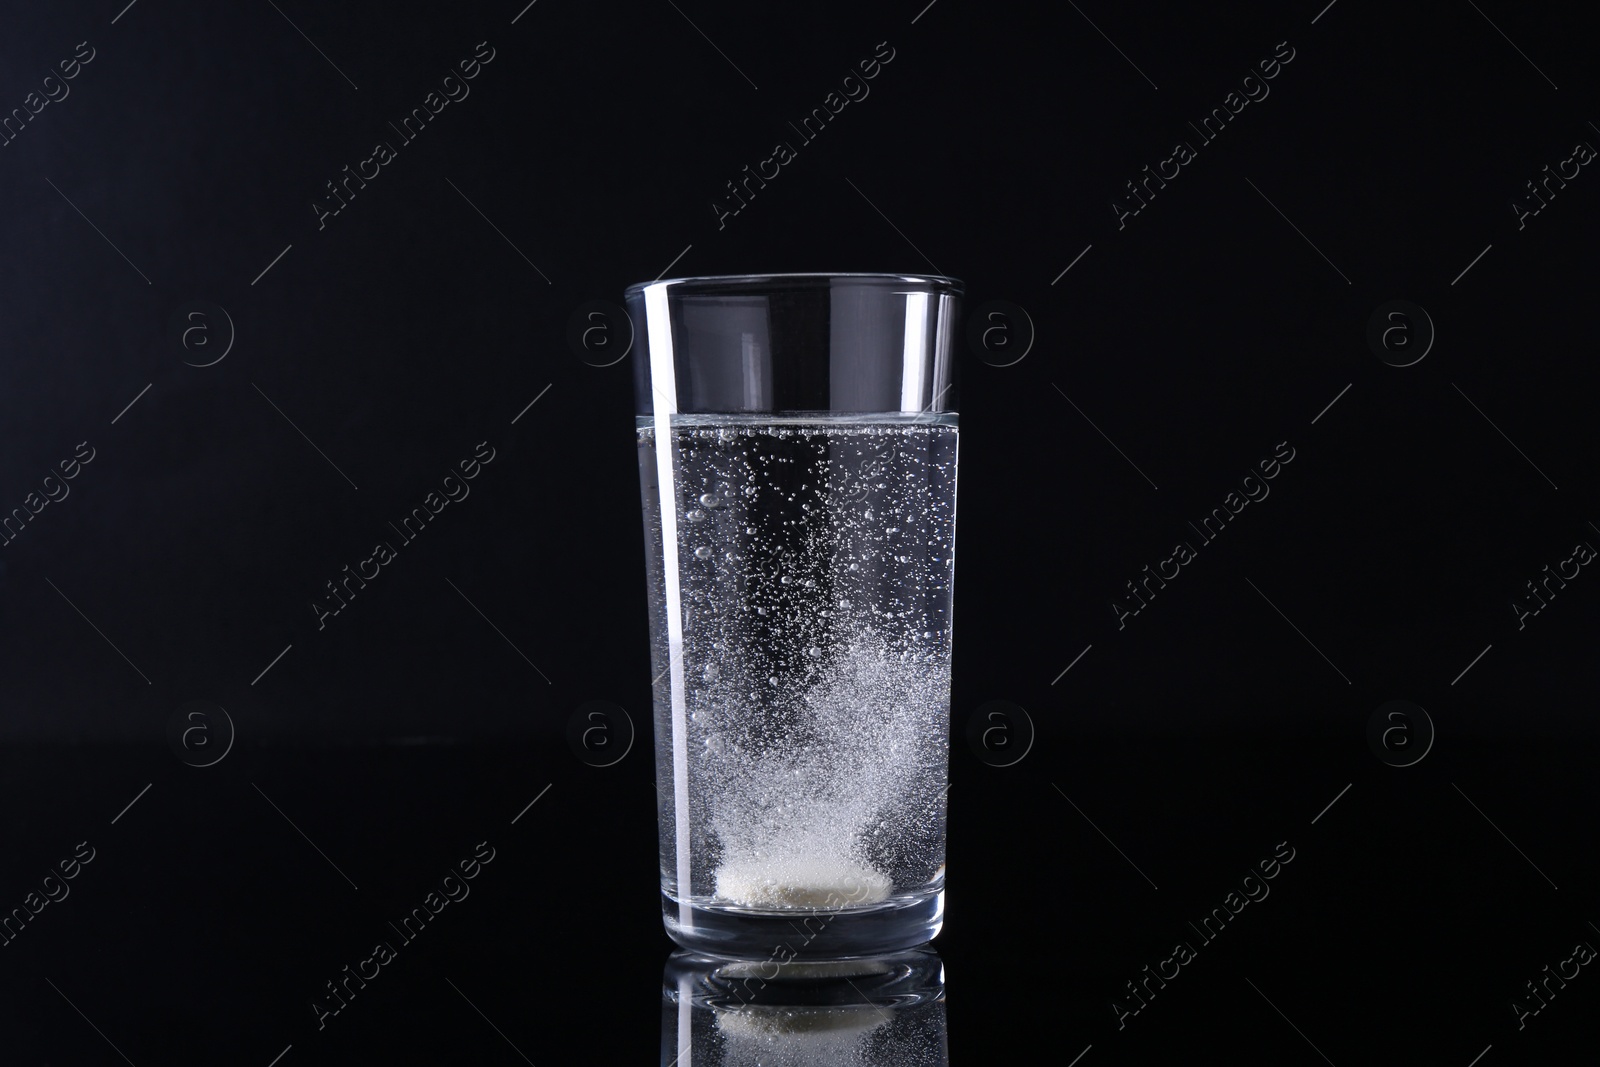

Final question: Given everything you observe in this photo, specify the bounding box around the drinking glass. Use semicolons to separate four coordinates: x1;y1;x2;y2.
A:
628;273;962;958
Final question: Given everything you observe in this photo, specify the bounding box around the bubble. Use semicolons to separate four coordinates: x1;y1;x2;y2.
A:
780;576;791;584
756;607;768;615
804;579;817;588
808;647;822;658
725;551;738;562
705;733;726;754
694;546;713;559
768;676;779;686
699;493;721;508
686;509;706;523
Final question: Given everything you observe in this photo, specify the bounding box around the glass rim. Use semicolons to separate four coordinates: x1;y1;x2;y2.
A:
624;272;964;297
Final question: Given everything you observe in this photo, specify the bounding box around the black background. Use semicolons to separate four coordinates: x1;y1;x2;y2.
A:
2;0;1597;1062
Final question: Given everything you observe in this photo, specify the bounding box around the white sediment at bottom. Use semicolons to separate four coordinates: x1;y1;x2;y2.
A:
713;854;892;908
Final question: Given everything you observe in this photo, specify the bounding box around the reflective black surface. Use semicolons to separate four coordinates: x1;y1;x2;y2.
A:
2;738;1597;1062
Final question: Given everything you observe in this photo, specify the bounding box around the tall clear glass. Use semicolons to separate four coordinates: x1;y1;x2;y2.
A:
627;273;962;959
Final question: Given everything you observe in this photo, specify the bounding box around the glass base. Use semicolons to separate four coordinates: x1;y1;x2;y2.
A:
662;889;943;960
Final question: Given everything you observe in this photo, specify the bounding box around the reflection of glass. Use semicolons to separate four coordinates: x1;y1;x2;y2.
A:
662;948;948;1067
627;274;963;959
